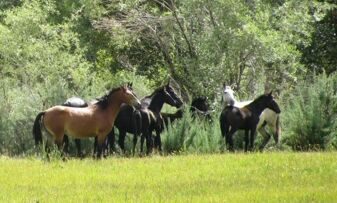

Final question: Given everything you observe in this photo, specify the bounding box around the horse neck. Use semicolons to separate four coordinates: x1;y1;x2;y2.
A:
224;94;238;105
148;93;164;113
246;100;267;116
105;95;124;123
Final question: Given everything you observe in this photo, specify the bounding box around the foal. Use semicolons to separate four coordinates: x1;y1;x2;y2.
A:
32;84;141;158
220;92;281;152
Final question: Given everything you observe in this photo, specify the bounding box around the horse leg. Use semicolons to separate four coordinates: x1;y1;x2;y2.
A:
144;130;153;155
93;136;98;156
244;130;249;152
154;129;162;152
75;139;83;158
107;128;115;155
227;128;236;152
272;116;281;145
63;135;70;155
249;127;257;151
258;125;271;151
118;130;126;153
140;133;145;154
95;135;106;159
132;134;137;156
54;135;65;159
146;133;153;155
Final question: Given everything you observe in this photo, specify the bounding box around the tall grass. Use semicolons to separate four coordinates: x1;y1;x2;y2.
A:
161;107;223;154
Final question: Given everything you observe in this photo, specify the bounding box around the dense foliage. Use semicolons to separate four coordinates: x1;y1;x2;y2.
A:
0;0;336;155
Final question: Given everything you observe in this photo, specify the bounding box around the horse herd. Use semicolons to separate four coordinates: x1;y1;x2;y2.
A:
32;82;281;158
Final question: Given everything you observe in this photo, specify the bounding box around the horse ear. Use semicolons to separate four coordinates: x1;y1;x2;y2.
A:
122;84;127;92
266;90;273;96
166;80;171;87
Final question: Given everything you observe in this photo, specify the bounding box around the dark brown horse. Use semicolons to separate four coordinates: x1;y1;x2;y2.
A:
219;92;281;152
32;84;141;158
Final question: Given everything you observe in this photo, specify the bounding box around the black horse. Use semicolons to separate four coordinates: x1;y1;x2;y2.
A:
219;92;281;152
110;83;183;155
161;97;211;128
190;96;212;121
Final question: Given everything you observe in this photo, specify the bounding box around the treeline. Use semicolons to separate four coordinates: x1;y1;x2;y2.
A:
0;0;336;155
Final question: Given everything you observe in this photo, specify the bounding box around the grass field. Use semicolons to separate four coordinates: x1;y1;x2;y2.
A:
0;152;336;202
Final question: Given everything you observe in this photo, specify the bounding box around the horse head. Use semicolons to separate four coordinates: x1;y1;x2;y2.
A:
223;86;236;106
119;84;141;109
265;91;281;114
191;97;209;113
163;82;183;108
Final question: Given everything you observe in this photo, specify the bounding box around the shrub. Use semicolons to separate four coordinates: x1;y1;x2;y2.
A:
282;73;337;150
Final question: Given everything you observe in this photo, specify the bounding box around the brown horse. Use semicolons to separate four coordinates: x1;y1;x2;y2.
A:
32;84;141;158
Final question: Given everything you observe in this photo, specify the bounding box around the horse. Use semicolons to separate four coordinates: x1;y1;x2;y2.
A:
62;97;88;157
111;83;183;155
219;92;281;152
223;86;281;150
190;96;212;121
32;84;141;158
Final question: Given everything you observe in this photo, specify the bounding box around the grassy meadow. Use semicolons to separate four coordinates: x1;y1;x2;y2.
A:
0;152;336;202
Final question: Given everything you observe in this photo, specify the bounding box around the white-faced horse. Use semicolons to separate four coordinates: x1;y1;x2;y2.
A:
222;86;281;150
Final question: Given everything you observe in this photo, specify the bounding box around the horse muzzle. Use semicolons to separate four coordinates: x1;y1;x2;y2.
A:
175;100;183;108
133;99;141;109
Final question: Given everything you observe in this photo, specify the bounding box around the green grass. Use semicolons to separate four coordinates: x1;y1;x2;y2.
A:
0;152;336;202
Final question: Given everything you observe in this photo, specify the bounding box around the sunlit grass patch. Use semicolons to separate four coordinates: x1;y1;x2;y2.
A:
0;152;336;202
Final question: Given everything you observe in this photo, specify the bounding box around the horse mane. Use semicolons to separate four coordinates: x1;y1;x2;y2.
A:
148;85;166;98
245;94;269;112
95;86;122;109
140;86;167;108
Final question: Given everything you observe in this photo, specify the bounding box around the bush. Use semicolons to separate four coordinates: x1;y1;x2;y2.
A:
282;73;337;150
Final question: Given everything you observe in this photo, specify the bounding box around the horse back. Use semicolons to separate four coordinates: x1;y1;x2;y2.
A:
221;106;258;129
43;105;107;138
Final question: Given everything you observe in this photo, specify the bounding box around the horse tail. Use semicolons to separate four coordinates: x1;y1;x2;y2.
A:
32;112;45;146
219;111;227;138
275;115;281;144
